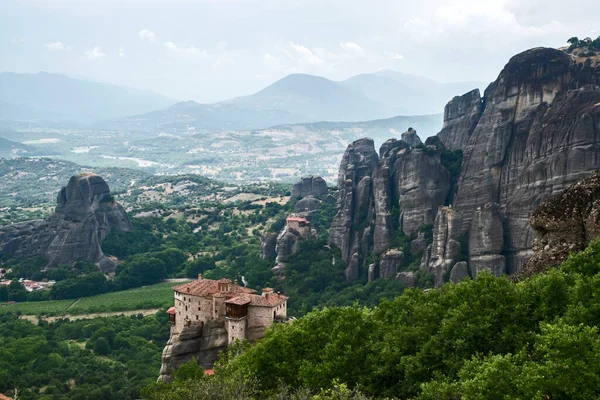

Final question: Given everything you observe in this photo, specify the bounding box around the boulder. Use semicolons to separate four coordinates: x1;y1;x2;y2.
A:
450;261;469;283
294;196;321;213
379;249;403;279
396;271;416;287
401;128;422;148
291;176;328;200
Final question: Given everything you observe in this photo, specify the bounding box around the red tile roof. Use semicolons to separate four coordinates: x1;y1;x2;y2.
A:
287;217;309;223
0;394;13;400
174;279;256;297
229;293;288;307
204;369;214;376
166;306;176;315
225;296;251;305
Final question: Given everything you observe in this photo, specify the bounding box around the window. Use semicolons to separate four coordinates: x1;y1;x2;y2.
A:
185;306;188;311
196;315;198;320
198;307;201;311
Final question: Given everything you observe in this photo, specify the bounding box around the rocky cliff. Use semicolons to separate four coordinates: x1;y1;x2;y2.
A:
327;47;600;285
517;171;600;279
0;173;131;272
158;320;227;382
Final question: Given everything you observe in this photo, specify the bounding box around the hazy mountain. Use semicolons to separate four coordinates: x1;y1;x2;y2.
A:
0;101;65;121
340;70;485;115
104;100;307;133
0;72;175;122
0;136;36;158
226;73;387;121
107;70;477;133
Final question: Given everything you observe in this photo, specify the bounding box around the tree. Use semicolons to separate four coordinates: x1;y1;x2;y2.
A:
94;337;111;355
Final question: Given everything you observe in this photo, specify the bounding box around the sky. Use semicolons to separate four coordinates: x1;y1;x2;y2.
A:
1;0;599;103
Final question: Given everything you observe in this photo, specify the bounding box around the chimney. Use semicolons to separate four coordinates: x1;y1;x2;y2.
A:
262;287;273;298
198;273;203;281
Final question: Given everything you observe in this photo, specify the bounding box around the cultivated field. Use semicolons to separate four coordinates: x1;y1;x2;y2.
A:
0;280;188;317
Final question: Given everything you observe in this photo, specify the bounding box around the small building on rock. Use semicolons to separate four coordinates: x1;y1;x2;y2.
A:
170;275;288;343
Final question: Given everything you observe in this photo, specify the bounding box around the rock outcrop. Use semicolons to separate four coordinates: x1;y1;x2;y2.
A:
325;46;600;285
468;202;505;278
423;207;464;286
260;232;277;260
518;171;600;279
158;320;228;382
379;249;404;279
0;173;131;272
294;196;322;213
450;48;600;273
330;133;454;282
437;89;483;151
274;215;313;271
291;176;328;200
450;261;469;283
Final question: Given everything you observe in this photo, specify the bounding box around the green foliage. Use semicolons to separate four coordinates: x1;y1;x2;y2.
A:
183;238;600;399
0;311;169;399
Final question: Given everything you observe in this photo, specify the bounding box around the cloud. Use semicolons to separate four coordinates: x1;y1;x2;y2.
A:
119;47;126;58
402;0;567;47
10;37;27;44
85;46;106;60
384;51;404;60
139;29;233;68
139;29;158;43
44;41;72;52
340;41;366;57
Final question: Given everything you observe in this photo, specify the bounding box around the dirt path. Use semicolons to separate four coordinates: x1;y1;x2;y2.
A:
21;308;160;324
65;298;82;311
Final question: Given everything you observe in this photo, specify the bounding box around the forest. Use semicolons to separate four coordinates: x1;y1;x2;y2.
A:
146;238;600;399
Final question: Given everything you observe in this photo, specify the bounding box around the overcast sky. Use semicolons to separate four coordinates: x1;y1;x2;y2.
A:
1;0;599;103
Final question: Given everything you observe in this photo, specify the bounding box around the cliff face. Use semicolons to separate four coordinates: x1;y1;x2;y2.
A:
158;320;227;382
0;173;131;272
517;171;600;279
329;133;453;281
327;47;600;285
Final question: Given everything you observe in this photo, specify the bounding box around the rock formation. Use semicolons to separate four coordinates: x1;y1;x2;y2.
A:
291;176;328;200
260;232;277;260
468;202;505;278
422;207;464;286
325;46;600;285
294;196;322;213
274;215;313;271
0;173;131;272
379;249;403;279
450;262;469;283
158;320;228;382
518;171;600;279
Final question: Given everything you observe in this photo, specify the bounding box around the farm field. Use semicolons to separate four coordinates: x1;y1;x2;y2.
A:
0;280;189;316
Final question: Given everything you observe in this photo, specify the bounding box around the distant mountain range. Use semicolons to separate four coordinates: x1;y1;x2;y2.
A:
0;70;484;131
0;72;175;122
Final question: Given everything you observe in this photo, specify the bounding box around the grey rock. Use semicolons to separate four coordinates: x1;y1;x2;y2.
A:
518;171;600;278
452;48;600;273
410;232;428;256
368;263;376;282
0;172;131;272
329;138;378;279
426;207;464;287
470;255;506;279
396;271;416;287
291;176;328;200
393;148;451;235
437;89;483;151
468;202;504;256
379;138;409;159
260;232;277;260
401;127;422;148
294;196;321;213
379;249;403;279
450;261;469;283
158;319;227;382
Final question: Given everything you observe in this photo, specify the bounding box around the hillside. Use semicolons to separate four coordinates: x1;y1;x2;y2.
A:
0;72;175;122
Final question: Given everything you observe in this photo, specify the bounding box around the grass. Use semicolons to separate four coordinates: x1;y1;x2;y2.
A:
0;280;189;317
